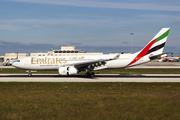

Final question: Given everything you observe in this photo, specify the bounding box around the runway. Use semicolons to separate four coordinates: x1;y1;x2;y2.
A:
0;74;180;82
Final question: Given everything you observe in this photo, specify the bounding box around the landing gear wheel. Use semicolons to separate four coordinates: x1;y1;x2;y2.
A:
90;74;94;78
85;72;95;78
85;72;90;77
28;73;32;77
91;72;95;78
28;70;32;77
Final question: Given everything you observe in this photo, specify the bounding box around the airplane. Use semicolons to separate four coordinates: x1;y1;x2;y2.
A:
12;28;170;77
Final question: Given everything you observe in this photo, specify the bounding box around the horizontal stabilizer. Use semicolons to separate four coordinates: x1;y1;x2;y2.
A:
149;52;172;60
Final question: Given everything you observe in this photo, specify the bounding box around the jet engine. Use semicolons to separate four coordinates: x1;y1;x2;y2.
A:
58;66;78;75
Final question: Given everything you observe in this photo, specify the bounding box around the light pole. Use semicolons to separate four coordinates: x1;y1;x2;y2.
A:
130;33;133;54
16;52;18;59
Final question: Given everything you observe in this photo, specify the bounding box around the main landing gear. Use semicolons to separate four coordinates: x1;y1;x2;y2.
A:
85;72;95;78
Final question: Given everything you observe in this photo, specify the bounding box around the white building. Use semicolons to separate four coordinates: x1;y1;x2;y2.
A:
30;46;103;56
4;53;28;60
2;46;103;61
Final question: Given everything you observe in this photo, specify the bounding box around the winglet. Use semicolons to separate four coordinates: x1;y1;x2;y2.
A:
111;54;120;60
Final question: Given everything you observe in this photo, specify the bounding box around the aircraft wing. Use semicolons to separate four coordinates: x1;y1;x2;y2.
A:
59;54;120;68
74;54;120;68
149;52;171;60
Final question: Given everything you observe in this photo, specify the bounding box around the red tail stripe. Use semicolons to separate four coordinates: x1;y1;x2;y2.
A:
127;38;157;66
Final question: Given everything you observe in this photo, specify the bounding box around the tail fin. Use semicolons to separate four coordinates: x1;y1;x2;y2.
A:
135;28;170;56
127;28;170;66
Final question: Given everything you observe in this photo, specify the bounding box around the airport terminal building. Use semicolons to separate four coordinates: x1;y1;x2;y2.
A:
4;53;28;61
30;46;103;56
3;46;103;60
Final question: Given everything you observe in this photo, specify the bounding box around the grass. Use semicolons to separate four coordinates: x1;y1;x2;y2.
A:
0;82;180;119
0;68;180;74
0;68;179;119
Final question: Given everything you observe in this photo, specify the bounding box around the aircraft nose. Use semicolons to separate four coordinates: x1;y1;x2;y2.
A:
12;59;21;68
12;62;20;67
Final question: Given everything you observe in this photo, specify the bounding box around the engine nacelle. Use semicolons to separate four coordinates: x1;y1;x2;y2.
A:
68;67;79;75
58;66;78;75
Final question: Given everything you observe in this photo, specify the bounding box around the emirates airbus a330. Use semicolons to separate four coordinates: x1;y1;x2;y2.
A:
13;28;170;77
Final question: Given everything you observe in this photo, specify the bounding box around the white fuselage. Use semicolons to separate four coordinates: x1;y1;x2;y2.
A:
12;54;150;71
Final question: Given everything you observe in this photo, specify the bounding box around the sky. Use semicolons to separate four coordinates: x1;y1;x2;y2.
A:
0;0;180;56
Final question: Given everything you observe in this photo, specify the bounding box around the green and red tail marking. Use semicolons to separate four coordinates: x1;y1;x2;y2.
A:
127;28;170;66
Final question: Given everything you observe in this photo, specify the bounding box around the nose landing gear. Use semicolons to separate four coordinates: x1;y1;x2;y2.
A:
28;70;32;77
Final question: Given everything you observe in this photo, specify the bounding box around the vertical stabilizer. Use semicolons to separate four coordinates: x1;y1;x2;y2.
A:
136;28;170;56
127;28;170;66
